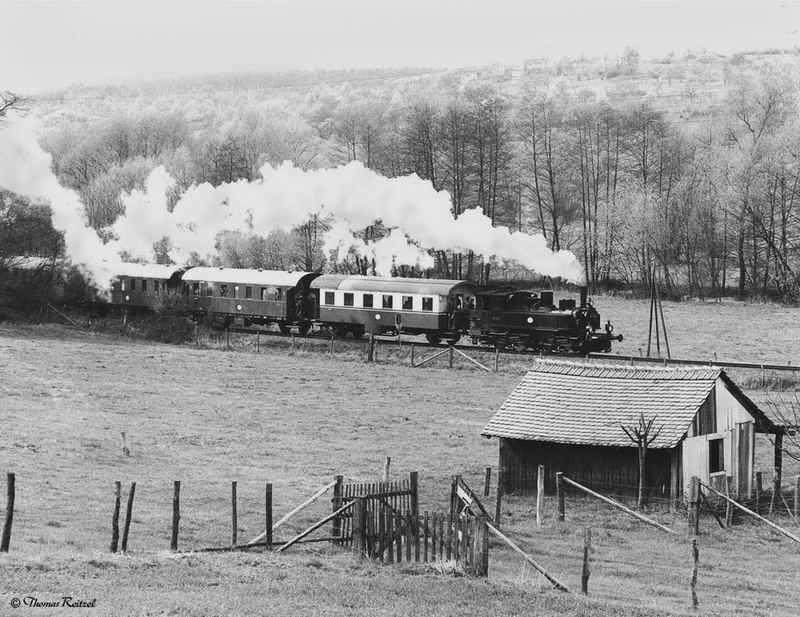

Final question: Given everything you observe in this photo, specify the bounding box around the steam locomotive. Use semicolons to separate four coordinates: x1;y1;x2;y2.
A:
109;264;622;353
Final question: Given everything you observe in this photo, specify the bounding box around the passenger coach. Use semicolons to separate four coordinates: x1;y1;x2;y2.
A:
311;275;477;343
182;267;318;332
110;263;186;310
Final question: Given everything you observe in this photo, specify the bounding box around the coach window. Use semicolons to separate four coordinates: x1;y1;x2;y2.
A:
206;283;213;296
402;295;413;310
382;295;393;309
233;285;239;299
422;297;433;311
363;294;373;308
154;280;160;293
129;278;136;292
120;280;125;291
275;288;283;300
220;284;228;297
324;291;335;305
343;292;354;306
245;286;252;299
141;279;147;292
260;287;268;301
192;282;200;294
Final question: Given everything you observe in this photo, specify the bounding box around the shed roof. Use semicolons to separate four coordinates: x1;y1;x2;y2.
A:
311;274;476;295
482;360;776;449
182;268;314;287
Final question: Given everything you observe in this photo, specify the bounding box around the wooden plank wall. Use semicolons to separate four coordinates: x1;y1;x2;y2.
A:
500;438;673;503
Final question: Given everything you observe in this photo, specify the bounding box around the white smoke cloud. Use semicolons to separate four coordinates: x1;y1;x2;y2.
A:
0;115;121;286
114;160;584;283
0;114;584;287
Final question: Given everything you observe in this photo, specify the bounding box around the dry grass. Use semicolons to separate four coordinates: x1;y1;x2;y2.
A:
1;313;799;616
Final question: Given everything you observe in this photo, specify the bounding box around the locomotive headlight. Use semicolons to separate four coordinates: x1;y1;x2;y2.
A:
526;317;533;324
125;295;130;301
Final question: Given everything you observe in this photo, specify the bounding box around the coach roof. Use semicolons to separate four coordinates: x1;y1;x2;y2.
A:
113;263;185;279
182;268;316;287
311;274;476;295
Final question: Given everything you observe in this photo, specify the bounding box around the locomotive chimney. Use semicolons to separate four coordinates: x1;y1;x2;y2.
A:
580;286;588;307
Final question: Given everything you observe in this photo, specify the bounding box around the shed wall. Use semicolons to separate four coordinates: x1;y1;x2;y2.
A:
499;439;673;502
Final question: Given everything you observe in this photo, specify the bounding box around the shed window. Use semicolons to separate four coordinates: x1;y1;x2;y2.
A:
382;295;393;309
422;297;433;311
129;278;136;292
325;291;335;305
402;296;413;310
343;293;354;306
245;286;252;299
363;294;373;308
709;438;724;473
220;285;228;297
141;279;147;292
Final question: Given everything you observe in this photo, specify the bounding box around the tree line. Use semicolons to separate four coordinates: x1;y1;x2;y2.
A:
4;56;800;301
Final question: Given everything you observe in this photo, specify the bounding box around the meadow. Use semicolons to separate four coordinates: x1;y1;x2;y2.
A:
1;296;799;616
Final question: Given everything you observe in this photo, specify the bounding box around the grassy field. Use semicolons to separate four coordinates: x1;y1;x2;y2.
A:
1;296;799;616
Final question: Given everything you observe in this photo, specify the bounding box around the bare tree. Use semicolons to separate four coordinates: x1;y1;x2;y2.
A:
621;413;663;510
0;91;26;121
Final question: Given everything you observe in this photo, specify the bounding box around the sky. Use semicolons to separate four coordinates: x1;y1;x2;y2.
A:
1;0;800;93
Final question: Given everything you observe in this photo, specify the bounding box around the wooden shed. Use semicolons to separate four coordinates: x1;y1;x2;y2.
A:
482;361;782;506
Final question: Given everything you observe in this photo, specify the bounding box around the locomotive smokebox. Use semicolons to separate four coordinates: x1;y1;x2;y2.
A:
580;286;588;308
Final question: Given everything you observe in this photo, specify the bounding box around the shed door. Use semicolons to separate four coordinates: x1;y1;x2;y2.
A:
681;435;708;498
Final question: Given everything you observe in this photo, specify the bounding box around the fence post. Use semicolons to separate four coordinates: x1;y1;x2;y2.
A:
581;526;592;594
265;483;273;551
1;472;15;552
353;497;366;559
724;476;734;527
690;538;699;609
231;481;238;546
794;475;800;519
755;471;763;514
332;475;343;539
494;348;499;372
448;345;454;369
484;467;492;498
410;471;419;526
770;465;781;515
171;481;180;552
383;457;391;483
537;465;545;527
688;476;700;536
110;481;121;553
121;482;136;553
556;472;565;522
256;330;260;353
495;470;504;525
476;516;489;576
368;334;375;362
410;343;415;366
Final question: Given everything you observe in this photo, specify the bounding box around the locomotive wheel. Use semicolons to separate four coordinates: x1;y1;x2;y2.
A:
334;325;349;338
445;334;461;346
425;333;441;345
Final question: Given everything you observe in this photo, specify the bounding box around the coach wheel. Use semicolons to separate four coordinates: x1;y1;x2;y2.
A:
425;333;441;346
445;334;461;346
298;322;311;335
334;325;349;338
350;325;365;339
278;323;291;334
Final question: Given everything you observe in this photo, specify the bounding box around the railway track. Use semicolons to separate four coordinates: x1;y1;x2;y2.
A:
221;325;800;373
